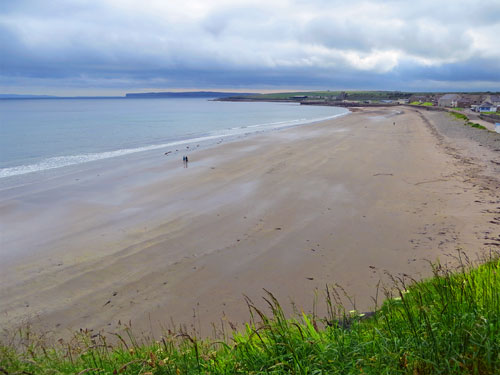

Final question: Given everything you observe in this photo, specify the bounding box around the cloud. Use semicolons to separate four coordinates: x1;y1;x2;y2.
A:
0;0;499;94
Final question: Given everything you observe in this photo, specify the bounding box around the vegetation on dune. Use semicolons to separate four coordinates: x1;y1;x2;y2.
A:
449;112;489;130
2;252;500;374
468;123;487;130
450;111;469;121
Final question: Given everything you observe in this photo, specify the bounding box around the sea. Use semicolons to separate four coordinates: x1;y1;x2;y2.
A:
0;98;348;179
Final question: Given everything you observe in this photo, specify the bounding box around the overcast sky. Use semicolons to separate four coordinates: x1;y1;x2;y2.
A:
1;0;499;95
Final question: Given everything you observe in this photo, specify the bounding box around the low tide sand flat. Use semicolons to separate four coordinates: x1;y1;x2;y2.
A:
0;107;498;338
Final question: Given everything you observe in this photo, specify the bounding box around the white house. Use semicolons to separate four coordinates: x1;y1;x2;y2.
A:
476;101;497;113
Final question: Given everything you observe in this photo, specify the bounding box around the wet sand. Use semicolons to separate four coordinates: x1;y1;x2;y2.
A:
1;107;498;338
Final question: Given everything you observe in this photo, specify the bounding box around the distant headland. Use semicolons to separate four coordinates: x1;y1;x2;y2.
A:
125;91;254;98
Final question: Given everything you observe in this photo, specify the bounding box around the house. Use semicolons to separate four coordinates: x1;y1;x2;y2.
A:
476;101;497;113
438;93;461;107
409;95;427;103
485;95;500;107
409;94;438;105
469;95;483;105
336;91;347;100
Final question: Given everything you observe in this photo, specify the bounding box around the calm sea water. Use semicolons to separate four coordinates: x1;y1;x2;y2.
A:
0;98;347;178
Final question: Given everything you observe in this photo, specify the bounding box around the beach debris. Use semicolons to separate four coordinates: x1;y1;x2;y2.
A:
373;173;393;176
275;227;282;230
112;291;117;296
164;151;171;155
103;300;111;306
306;277;314;280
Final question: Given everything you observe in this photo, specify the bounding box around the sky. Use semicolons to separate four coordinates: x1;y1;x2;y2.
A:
1;0;499;96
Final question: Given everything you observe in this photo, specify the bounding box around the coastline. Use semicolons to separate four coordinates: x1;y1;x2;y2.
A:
0;99;348;180
1;107;498;338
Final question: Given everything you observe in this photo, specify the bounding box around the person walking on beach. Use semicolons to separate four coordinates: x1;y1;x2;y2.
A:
185;155;189;168
182;155;189;168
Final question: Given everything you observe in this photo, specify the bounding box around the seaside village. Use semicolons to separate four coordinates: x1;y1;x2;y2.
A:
336;92;498;112
408;93;500;112
296;91;500;131
299;91;499;112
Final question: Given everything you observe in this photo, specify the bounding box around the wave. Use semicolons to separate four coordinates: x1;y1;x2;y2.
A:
0;111;348;178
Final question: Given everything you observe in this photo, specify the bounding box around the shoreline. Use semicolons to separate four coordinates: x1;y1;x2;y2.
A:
1;107;498;339
0;100;348;180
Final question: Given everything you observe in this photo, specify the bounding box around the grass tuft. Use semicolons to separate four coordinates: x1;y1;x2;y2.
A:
2;252;500;374
449;111;469;121
468;122;487;130
449;112;489;130
410;102;434;106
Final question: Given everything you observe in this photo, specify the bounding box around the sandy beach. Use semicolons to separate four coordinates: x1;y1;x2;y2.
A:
1;107;499;339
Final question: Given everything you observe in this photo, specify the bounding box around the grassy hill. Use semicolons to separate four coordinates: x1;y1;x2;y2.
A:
223;90;500;103
233;90;414;101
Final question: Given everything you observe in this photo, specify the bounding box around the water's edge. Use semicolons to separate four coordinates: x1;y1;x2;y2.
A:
0;111;348;179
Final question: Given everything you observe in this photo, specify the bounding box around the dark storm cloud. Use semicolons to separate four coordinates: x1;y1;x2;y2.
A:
1;0;499;94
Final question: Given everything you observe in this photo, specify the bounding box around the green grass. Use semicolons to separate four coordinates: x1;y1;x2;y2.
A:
450;111;469;121
241;91;414;101
449;112;488;130
468;122;487;130
410;102;434;106
2;253;500;374
245;91;342;100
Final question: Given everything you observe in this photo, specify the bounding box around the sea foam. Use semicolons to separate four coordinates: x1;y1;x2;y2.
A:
0;106;347;179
